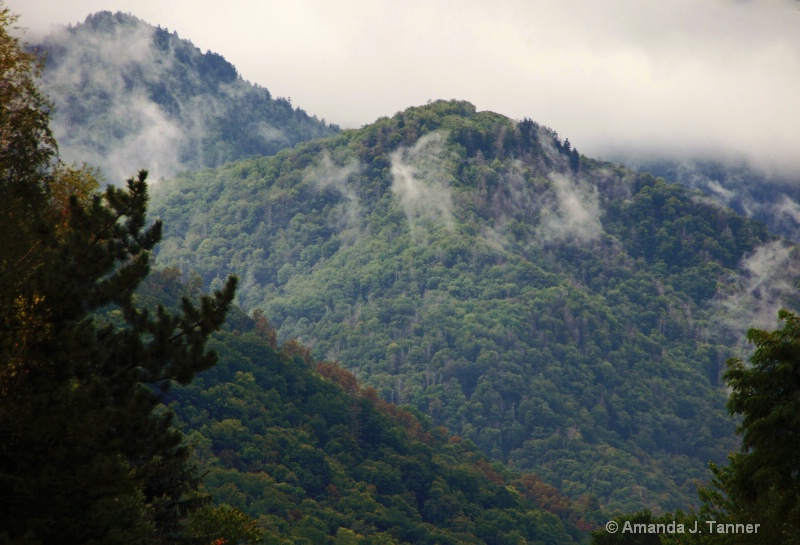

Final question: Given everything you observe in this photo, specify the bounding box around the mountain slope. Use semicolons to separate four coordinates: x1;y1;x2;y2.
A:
35;11;337;182
149;100;800;514
623;157;800;244
134;270;592;544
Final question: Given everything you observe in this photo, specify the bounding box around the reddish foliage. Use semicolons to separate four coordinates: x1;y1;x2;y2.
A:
519;473;570;516
362;386;379;403
475;459;505;485
575;519;598;532
326;483;341;498
252;309;277;348
315;361;360;396
282;338;314;364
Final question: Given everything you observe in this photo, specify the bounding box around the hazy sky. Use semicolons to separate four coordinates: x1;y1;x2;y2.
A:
6;0;800;172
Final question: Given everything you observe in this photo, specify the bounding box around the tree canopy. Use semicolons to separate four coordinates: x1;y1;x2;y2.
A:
591;308;800;545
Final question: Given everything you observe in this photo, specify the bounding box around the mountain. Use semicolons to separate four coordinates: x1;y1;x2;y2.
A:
34;11;338;182
134;270;593;544
621;157;800;244
148;99;800;514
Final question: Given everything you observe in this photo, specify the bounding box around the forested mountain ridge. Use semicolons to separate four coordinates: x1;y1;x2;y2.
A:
2;11;593;539
149;99;800;514
623;157;800;244
34;11;338;182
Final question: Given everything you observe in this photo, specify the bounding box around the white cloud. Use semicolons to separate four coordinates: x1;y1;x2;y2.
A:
538;172;602;243
389;132;455;234
7;0;800;175
37;18;187;182
715;241;800;339
306;150;361;234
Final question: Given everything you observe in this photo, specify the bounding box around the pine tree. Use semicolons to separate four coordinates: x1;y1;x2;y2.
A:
0;8;238;543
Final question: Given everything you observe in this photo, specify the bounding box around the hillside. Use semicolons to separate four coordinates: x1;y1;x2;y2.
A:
34;11;338;182
148;99;800;513
623;157;800;244
135;270;592;544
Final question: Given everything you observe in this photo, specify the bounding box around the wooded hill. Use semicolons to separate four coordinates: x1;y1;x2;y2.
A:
136;270;594;544
148;99;800;514
35;11;337;182
9;8;800;542
626;157;800;244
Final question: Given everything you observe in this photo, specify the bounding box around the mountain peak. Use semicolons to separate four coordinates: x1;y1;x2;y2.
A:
37;12;337;182
82;10;144;29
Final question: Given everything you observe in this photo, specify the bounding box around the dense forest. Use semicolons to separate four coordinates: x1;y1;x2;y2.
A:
34;11;338;182
623;157;800;244
0;9;591;543
149;99;800;514
139;269;595;544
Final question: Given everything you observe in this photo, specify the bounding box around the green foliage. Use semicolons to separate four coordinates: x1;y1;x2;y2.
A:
725;310;800;500
631;158;800;244
0;12;243;540
703;309;800;543
0;170;239;544
144;277;590;543
148;100;788;514
601;309;800;545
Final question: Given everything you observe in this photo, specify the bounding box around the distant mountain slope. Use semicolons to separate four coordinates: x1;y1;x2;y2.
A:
134;270;593;544
35;11;338;182
149;100;800;514
621;157;800;244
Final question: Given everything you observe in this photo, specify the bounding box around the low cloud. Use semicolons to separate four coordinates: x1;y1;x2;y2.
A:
715;241;800;341
538;172;602;243
38;17;188;182
34;13;310;183
390;132;455;234
627;159;800;243
10;1;800;179
306;150;361;234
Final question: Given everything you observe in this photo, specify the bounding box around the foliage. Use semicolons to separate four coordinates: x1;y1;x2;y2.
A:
144;270;592;543
629;158;800;244
0;11;242;542
0;170;239;544
594;309;800;545
0;4;58;304
702;309;800;543
149;100;788;513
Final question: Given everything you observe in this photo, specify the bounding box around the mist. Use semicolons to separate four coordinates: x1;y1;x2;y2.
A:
715;241;800;343
306;150;362;236
622;157;800;243
9;0;800;180
539;172;602;243
390;132;456;235
32;12;332;183
39;20;187;182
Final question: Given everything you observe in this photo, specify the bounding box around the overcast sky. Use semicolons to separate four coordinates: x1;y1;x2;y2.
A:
6;0;800;172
